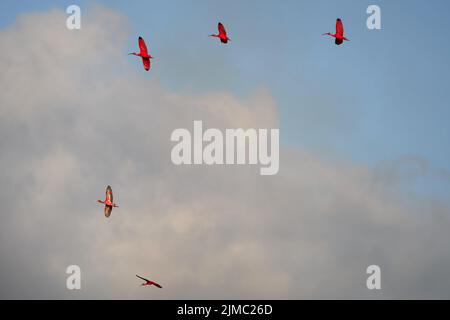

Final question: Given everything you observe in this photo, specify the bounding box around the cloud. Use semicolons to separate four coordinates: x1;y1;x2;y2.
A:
0;6;450;299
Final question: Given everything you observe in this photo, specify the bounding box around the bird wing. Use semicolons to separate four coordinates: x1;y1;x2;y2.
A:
136;275;149;282
150;281;162;288
106;185;113;203
142;57;150;71
218;22;227;36
138;37;149;56
336;19;344;37
104;205;112;218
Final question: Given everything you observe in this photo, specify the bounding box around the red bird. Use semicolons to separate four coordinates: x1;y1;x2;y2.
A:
97;185;118;218
210;22;230;44
136;275;162;288
129;37;154;71
323;18;350;45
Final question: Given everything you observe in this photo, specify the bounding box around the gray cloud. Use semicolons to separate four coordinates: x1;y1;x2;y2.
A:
0;6;450;299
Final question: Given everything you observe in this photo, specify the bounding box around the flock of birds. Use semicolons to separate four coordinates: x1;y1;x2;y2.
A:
128;19;349;71
97;185;162;289
98;18;349;290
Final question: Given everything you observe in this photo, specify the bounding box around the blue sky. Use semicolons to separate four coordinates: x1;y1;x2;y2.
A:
1;0;450;198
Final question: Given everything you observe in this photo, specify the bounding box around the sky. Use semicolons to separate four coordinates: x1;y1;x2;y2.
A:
3;0;449;199
0;1;450;299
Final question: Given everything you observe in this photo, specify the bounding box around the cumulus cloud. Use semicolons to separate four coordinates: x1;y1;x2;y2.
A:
0;6;450;299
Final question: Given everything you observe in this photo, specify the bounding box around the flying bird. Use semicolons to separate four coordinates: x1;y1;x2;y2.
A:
323;18;350;45
129;36;154;71
136;275;162;288
210;22;230;44
97;185;118;218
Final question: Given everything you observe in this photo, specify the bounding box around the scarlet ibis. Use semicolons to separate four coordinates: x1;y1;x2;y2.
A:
210;22;230;44
97;185;118;218
129;37;153;71
323;18;350;45
136;275;162;288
